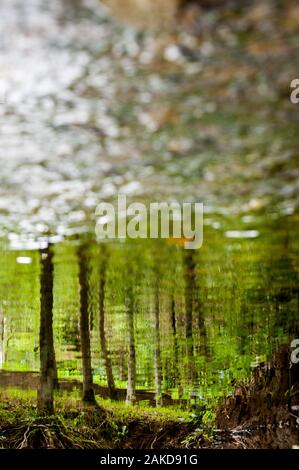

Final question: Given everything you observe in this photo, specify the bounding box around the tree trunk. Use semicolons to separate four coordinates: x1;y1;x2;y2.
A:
78;245;97;405
192;267;208;357
184;250;195;386
126;286;136;405
170;297;179;388
0;310;6;368
99;248;117;400
154;292;163;406
38;246;57;414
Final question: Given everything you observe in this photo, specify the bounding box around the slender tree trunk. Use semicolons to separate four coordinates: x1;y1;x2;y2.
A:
193;276;208;357
154;291;163;406
78;245;97;405
184;250;195;386
38;246;57;414
126;286;136;405
0;310;6;368
170;297;179;388
99;248;117;400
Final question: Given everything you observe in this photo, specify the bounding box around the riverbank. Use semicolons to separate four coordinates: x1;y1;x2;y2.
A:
1;346;298;449
0;393;296;449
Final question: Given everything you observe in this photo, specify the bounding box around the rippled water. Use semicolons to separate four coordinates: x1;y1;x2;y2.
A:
1;0;298;243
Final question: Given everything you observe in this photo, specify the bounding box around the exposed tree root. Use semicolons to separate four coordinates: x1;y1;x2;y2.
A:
213;345;299;448
0;417;107;449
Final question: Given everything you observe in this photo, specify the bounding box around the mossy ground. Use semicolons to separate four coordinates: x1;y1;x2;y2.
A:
0;391;197;449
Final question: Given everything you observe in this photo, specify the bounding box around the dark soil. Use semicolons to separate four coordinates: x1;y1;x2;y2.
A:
212;345;299;448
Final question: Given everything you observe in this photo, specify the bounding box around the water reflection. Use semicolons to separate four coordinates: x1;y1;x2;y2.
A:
38;246;57;413
78;244;97;405
0;215;298;407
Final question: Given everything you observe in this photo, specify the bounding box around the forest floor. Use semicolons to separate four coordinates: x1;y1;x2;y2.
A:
0;347;298;449
0;394;297;449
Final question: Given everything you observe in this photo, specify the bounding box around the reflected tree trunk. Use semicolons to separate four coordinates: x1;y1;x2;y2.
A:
99;247;117;400
170;296;179;388
184;250;195;386
0;309;5;367
126;285;136;405
38;246;57;414
78;245;97;406
154;290;163;406
193;276;208;357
